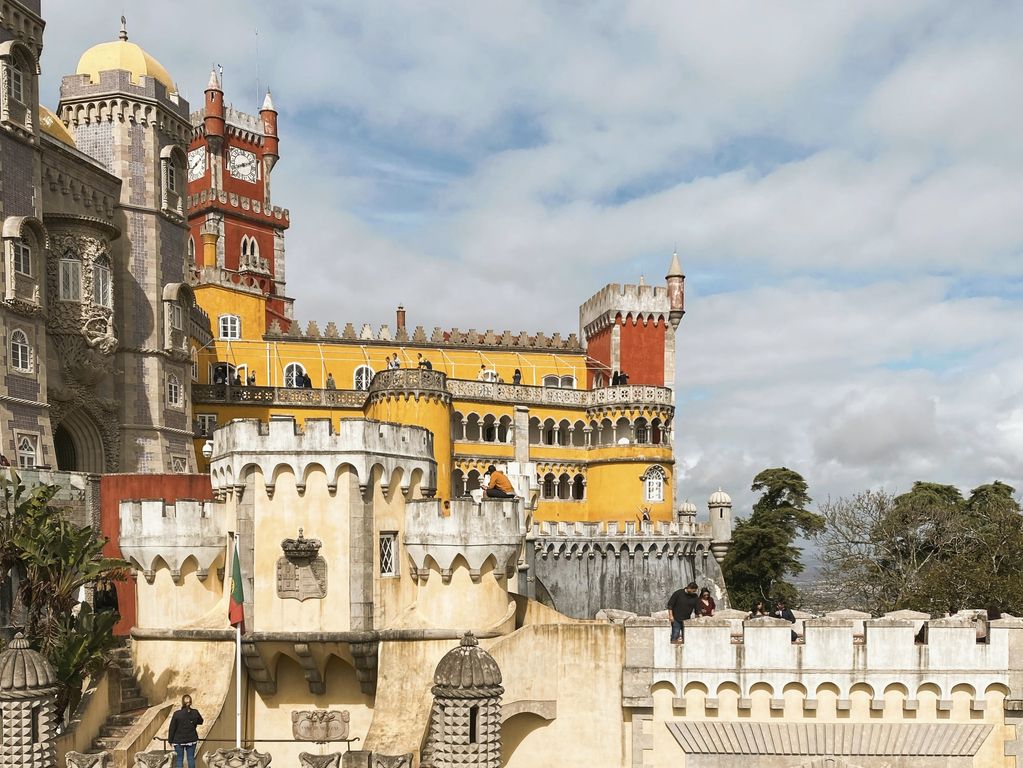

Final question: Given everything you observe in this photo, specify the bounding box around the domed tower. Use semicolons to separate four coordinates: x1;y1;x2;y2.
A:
677;498;697;525
708;488;732;563
0;633;58;768
58;18;196;473
423;632;503;768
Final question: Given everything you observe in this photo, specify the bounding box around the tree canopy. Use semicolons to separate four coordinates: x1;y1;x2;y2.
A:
0;473;127;720
721;467;823;610
814;480;1023;614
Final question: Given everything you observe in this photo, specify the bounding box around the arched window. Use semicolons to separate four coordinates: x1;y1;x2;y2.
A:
10;329;31;372
593;372;605;388
354;365;374;391
9;64;24;104
93;260;112;308
13;239;31;276
240;235;260;268
641;465;666;503
560;375;575;389
542;375;560;388
190;347;199;380
167;374;182;406
284;362;306;388
572;474;585;500
219;314;240;340
187;236;196;265
16;435;36;469
543;474;555;499
59;258;81;301
635;418;649;444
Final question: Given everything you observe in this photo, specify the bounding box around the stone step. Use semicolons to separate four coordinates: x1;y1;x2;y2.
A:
92;737;122;750
107;713;138;727
120;696;148;712
120;685;141;699
100;725;131;739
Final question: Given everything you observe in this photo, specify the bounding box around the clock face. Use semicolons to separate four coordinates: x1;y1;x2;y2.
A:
187;148;206;181
228;147;258;183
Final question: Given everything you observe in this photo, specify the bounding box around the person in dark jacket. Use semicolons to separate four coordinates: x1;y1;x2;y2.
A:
667;581;700;644
168;694;204;768
772;599;798;642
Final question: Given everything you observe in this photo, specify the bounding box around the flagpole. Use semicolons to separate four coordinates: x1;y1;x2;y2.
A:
235;621;242;748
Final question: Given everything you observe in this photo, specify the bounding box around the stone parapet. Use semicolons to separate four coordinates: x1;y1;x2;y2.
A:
118;499;223;583
404;498;526;583
579;282;670;338
368;369;449;404
623;613;1023;707
209;416;437;497
264;321;582;351
192;384;366;409
533;519;711;540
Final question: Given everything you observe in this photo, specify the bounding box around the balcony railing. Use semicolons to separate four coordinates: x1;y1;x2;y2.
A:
193;377;674;410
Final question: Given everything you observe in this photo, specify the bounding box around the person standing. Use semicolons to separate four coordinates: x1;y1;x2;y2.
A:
168;694;204;768
325;373;337;390
698;588;716;617
666;581;700;644
772;598;798;641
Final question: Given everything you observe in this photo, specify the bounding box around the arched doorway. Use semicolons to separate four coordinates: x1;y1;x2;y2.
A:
54;409;105;473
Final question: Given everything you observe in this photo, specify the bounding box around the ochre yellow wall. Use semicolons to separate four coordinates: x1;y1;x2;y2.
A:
366;394;452;501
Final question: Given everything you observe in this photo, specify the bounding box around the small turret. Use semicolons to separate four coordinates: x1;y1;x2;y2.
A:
204;68;225;153
260;89;279;173
666;251;685;329
708;488;732;563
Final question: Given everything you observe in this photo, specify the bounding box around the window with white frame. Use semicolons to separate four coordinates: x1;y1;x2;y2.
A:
10;329;31;373
13;240;31;276
379;532;398;576
542;375;560;387
59;259;81;301
560;375;575;388
196;414;217;437
167;373;182;406
167;161;177;193
284;362;306;388
9;65;24;104
93;262;112;307
641;465;666;503
354;365;374;391
16;435;36;469
593;372;605;388
240;235;260;267
190;346;199;380
171;303;183;330
219;314;240;340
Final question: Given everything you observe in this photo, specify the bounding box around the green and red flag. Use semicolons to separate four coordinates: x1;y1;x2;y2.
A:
229;540;245;633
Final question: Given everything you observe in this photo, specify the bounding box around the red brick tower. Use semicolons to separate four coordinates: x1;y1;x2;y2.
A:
579;253;686;390
186;72;293;331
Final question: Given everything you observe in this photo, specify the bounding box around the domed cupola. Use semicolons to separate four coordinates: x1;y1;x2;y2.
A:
75;17;177;92
0;633;58;768
432;632;503;696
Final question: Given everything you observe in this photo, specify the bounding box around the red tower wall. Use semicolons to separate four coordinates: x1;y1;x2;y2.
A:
586;326;612;387
100;474;213;635
618;314;666;386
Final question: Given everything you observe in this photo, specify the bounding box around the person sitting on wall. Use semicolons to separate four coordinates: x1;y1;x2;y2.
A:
325;373;337;389
772;598;798;642
477;364;489;381
484;464;515;498
667;581;700;644
698;587;716;617
747;599;767;619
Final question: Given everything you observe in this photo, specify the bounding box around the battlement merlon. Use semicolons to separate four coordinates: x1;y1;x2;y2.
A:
190;104;265;136
265;321;582;351
209;416;438;498
623;614;1023;706
579;282;671;341
404;498;526;584
119;499;225;583
533;519;713;540
59;71;190;124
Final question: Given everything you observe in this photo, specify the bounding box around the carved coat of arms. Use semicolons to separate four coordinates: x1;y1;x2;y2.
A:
276;529;327;601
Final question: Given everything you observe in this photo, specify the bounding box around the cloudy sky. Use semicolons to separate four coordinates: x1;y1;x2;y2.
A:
41;1;1023;524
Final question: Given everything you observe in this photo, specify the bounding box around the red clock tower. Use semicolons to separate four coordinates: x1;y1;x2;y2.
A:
186;70;293;332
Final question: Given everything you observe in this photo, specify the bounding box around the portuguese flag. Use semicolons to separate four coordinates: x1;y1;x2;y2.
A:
229;540;245;633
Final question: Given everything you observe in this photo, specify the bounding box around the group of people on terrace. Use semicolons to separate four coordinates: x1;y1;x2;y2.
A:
667;583;798;644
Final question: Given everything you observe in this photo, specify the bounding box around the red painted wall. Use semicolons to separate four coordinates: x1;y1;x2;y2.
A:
100;474;213;635
586;326;612;387
619;314;666;386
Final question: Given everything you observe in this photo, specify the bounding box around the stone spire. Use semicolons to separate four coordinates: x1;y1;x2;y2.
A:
666;250;686;329
261;88;275;112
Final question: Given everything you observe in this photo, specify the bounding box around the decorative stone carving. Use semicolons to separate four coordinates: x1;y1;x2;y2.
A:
203;748;272;768
292;709;351;741
341;754;413;768
65;752;110;768
298;755;341;768
133;752;173;768
276;529;327;601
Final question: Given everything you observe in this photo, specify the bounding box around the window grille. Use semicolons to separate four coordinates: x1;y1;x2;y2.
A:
379;533;398;576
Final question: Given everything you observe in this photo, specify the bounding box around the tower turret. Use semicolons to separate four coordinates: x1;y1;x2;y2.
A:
666;250;686;329
203;68;225;153
708;488;732;563
0;634;58;768
260;89;279;173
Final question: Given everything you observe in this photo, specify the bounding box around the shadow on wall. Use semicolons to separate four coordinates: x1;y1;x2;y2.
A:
501;713;552;768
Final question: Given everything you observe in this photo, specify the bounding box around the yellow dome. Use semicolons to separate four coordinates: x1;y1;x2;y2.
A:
38;105;75;146
76;37;176;93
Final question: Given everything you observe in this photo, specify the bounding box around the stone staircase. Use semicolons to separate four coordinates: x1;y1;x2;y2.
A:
90;642;150;752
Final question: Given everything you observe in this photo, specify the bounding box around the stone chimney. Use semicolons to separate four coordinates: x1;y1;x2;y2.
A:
396;305;406;334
